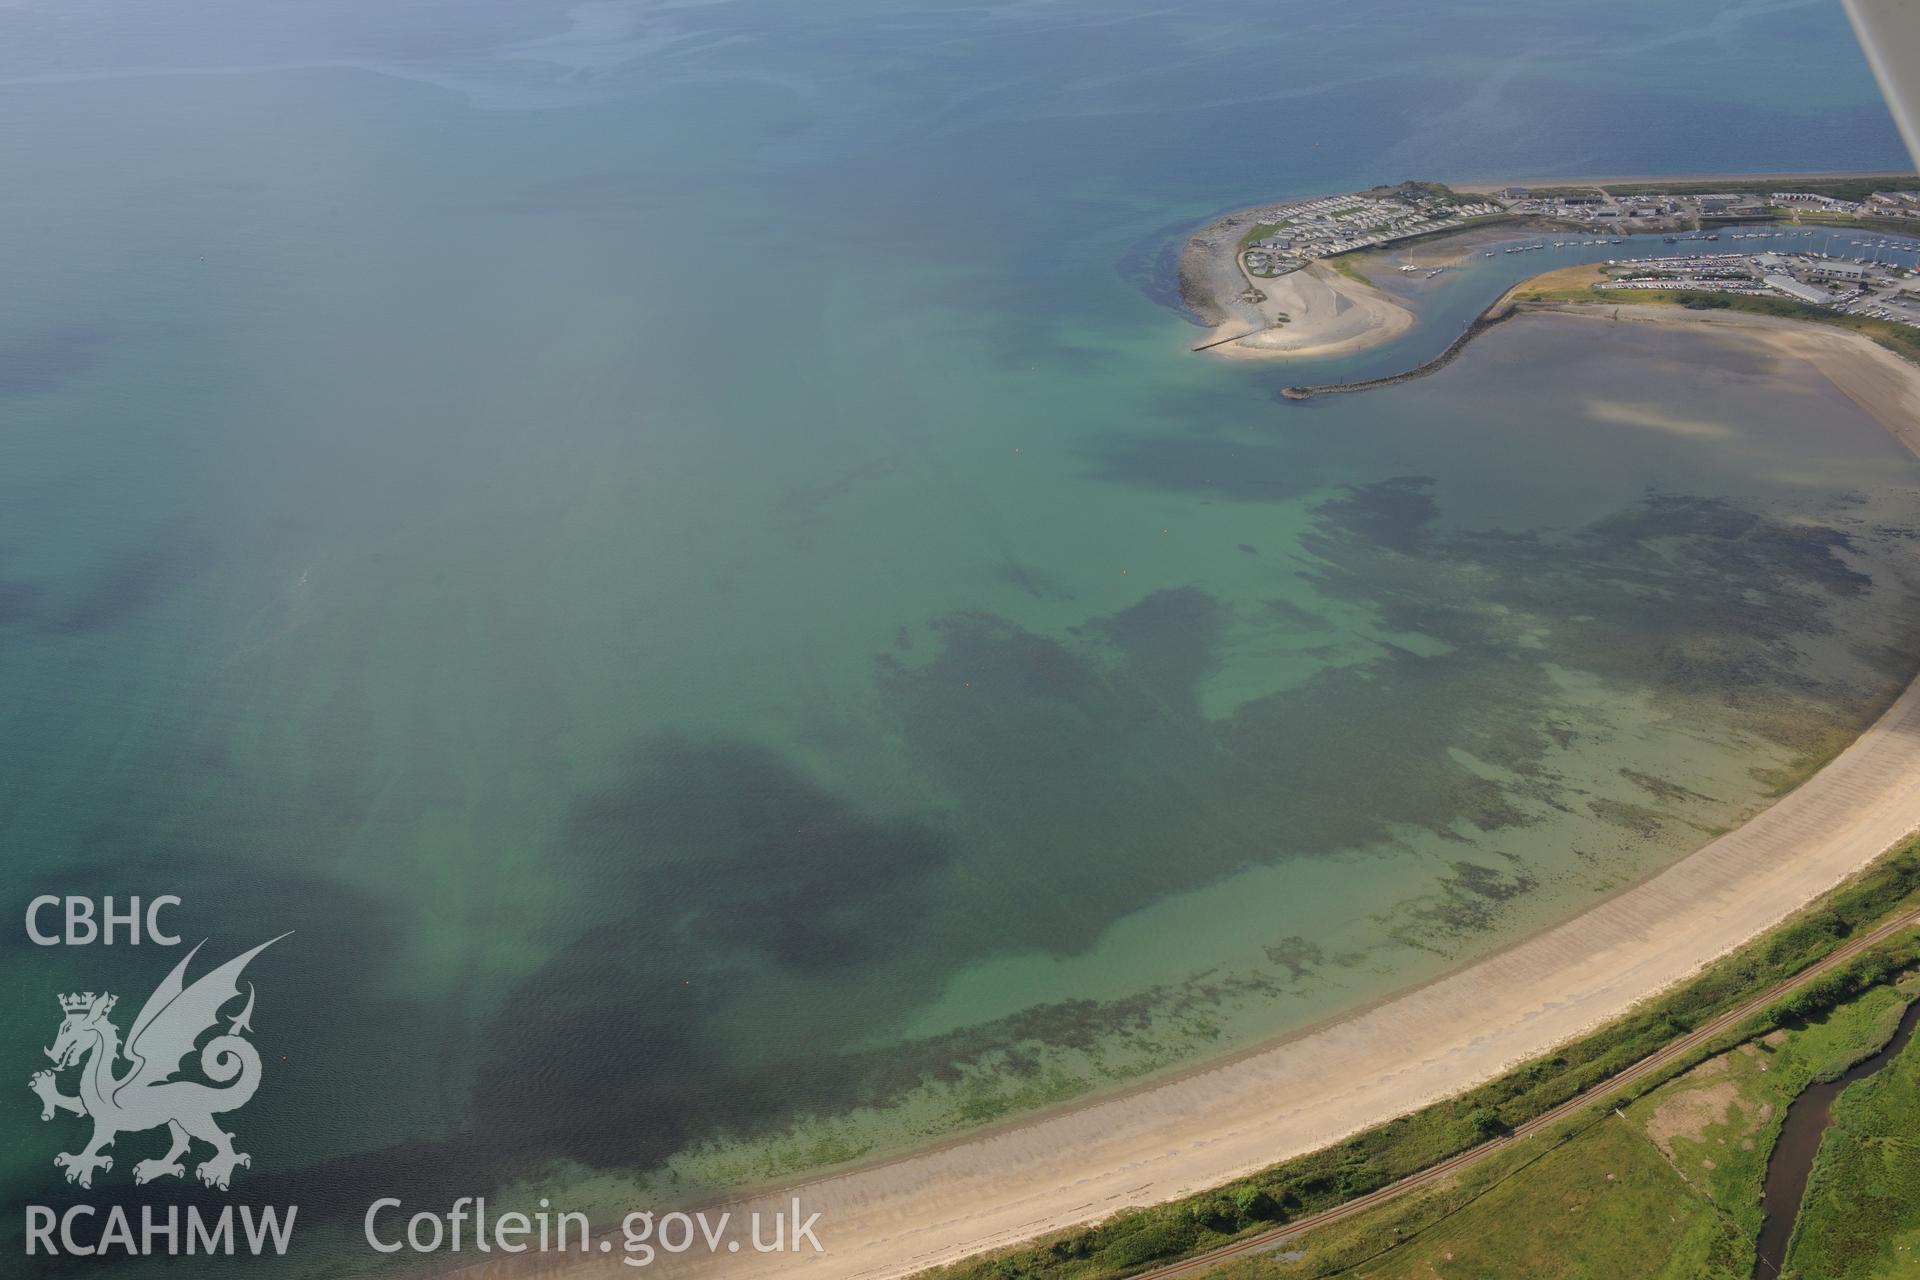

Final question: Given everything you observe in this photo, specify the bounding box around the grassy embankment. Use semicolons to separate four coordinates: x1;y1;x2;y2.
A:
1506;263;1920;364
923;846;1920;1280
1238;221;1294;250
1328;255;1371;285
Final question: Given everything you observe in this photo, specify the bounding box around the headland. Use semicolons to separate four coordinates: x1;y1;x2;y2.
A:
1183;172;1920;362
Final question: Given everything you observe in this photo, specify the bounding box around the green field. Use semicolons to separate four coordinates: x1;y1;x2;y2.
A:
1223;1117;1748;1280
1238;221;1295;248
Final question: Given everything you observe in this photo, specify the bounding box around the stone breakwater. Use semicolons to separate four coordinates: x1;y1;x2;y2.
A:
1278;300;1518;400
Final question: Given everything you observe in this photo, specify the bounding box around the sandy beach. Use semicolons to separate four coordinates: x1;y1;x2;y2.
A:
1180;210;1415;361
1202;262;1415;360
478;300;1920;1280
1531;302;1920;456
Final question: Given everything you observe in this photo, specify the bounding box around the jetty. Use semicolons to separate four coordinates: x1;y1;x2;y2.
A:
1279;300;1517;400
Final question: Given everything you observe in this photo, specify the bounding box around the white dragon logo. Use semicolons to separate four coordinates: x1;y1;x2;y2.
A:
29;935;287;1191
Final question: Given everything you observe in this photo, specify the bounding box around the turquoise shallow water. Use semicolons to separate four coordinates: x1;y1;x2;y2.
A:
3;0;1920;1267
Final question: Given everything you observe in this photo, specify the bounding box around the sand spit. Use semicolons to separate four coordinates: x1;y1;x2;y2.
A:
1180;212;1414;361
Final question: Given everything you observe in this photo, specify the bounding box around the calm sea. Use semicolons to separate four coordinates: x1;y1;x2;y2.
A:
1;0;1916;1268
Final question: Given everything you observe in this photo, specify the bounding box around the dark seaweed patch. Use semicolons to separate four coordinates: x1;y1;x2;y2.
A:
1620;767;1715;806
1087;435;1329;502
1299;480;1907;757
457;739;971;1168
50;534;210;635
1392;860;1540;946
1263;936;1326;982
1081;586;1223;712
1314;475;1440;554
560;737;954;973
469;918;1294;1178
995;558;1077;602
1448;858;1536;903
0;323;111;397
467;569;1597;1170
0;579;47;627
1588;797;1666;838
462;477;1918;1180
1587;493;1871;599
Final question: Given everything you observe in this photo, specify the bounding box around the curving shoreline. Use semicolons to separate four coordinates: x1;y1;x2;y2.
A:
1189;259;1418;360
451;238;1920;1280
542;667;1920;1280
1526;299;1920;452
1179;211;1418;360
1278;279;1920;440
1180;170;1920;365
502;282;1920;1279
